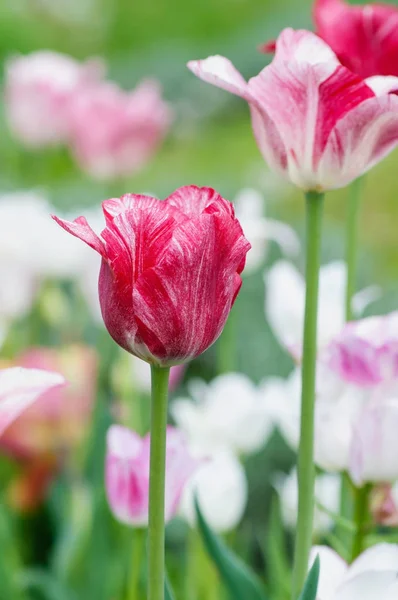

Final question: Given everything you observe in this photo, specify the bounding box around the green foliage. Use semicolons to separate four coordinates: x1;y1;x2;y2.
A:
297;556;320;600
195;498;268;600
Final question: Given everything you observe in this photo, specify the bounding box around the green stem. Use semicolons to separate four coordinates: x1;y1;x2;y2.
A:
291;191;324;600
336;472;354;552
345;176;363;322
127;528;145;600
350;484;371;562
148;365;170;600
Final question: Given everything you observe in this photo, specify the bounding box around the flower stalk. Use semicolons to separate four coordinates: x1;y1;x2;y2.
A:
291;191;324;600
345;176;363;321
351;483;371;561
148;365;170;600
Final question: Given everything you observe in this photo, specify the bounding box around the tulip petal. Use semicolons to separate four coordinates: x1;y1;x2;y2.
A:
320;93;398;188
348;543;398;579
187;56;251;100
349;399;398;485
166;185;233;218
309;545;347;600
248;29;374;187
314;0;398;78
51;215;106;257
0;367;65;437
133;214;250;364
102;194;161;224
335;571;398;600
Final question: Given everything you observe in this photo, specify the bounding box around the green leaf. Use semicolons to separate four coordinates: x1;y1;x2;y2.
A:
18;568;76;600
195;497;267;600
262;495;291;600
165;571;176;600
298;556;320;600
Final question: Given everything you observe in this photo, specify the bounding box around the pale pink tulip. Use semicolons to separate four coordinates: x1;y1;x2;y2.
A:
5;51;104;148
188;28;398;191
0;345;97;458
325;312;398;388
105;425;198;526
68;79;172;180
0;367;65;437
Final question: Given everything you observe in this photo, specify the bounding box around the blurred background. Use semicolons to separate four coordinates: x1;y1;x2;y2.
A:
0;0;397;598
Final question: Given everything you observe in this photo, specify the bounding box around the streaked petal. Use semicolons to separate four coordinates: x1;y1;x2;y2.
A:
187;56;251;99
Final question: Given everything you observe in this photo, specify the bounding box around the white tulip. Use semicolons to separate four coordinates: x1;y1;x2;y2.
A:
179;451;248;533
172;372;276;456
311;544;398;600
265;260;380;359
277;469;340;534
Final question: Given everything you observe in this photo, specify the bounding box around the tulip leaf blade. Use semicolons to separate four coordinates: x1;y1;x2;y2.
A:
195;497;268;600
165;571;176;600
298;555;320;600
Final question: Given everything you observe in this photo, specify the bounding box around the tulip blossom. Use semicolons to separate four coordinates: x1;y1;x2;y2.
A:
313;0;398;80
371;482;398;527
188;28;398;191
325;312;398;388
310;544;398;600
68;79;172;181
277;469;340;534
172;373;275;456
53;186;250;366
179;450;248;533
0;367;65;437
105;425;198;526
5;51;104;148
0;345;97;459
234;188;300;274
265;260;379;360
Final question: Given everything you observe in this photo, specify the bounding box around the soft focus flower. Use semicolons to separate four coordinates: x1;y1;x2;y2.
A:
179;450;248;533
310;544;398;600
371;482;398;527
325;312;398;387
265;260;378;360
188;28;398;191
172;373;275;456
267;354;398;482
234;188;300;274
68;79;172;181
277;468;340;534
105;425;198;526
313;0;398;79
5;51;104;148
0;367;65;437
53;186;250;366
0;345;97;458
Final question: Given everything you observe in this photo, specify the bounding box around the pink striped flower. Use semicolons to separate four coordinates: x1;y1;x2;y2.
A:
105;425;198;526
68;79;172;181
314;0;398;79
325;312;398;387
0;367;65;437
52;186;250;366
188;28;398;191
5;51;104;148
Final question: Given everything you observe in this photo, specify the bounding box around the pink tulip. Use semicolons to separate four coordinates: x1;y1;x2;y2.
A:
314;0;398;79
5;51;104;148
68;79;172;181
0;367;65;437
188;28;398;191
105;425;199;526
0;345;97;458
325;312;398;387
52;186;250;365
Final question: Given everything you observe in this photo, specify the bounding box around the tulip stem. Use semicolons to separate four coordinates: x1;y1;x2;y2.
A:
291;191;324;600
148;365;170;600
345;176;363;322
351;483;371;562
127;528;145;600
